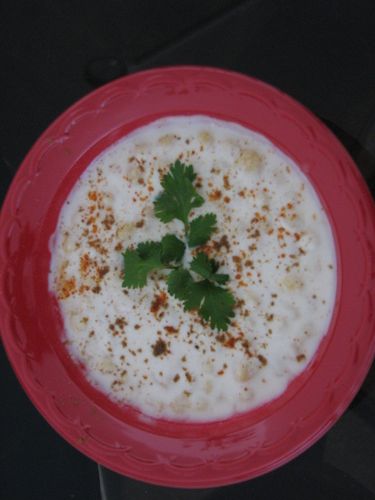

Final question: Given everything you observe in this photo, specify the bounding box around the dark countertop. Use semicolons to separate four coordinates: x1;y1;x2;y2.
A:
1;1;374;499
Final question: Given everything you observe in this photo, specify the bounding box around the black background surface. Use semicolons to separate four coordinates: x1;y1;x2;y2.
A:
1;1;374;499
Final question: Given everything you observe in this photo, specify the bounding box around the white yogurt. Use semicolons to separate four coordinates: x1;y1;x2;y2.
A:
49;116;336;421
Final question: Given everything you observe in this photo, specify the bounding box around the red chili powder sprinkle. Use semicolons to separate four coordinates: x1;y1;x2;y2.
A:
152;338;167;357
164;325;178;334
258;354;268;366
209;189;222;201
151;292;168;314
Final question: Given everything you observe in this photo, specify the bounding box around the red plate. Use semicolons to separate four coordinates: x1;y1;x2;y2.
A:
1;67;374;488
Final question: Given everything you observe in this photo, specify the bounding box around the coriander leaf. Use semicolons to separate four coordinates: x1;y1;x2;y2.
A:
198;282;235;330
182;162;197;182
190;252;216;279
183;280;235;330
136;241;162;261
167;268;194;301
122;241;163;288
188;213;217;247
154;160;204;226
190;252;229;284
161;234;185;263
213;274;229;285
179;281;205;311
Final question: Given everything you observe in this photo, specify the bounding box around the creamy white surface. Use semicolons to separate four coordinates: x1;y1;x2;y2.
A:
49;116;336;421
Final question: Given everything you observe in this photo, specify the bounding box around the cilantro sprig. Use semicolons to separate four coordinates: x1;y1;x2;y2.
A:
122;235;185;288
188;213;217;247
167;269;235;330
190;252;229;284
122;160;236;331
154;160;204;229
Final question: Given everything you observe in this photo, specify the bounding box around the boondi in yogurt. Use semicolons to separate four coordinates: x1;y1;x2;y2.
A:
49;116;336;421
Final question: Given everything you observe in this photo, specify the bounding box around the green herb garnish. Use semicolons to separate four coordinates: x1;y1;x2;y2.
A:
122;160;235;330
153;159;204;230
167;269;235;330
190;252;229;285
122;235;185;288
188;213;217;247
